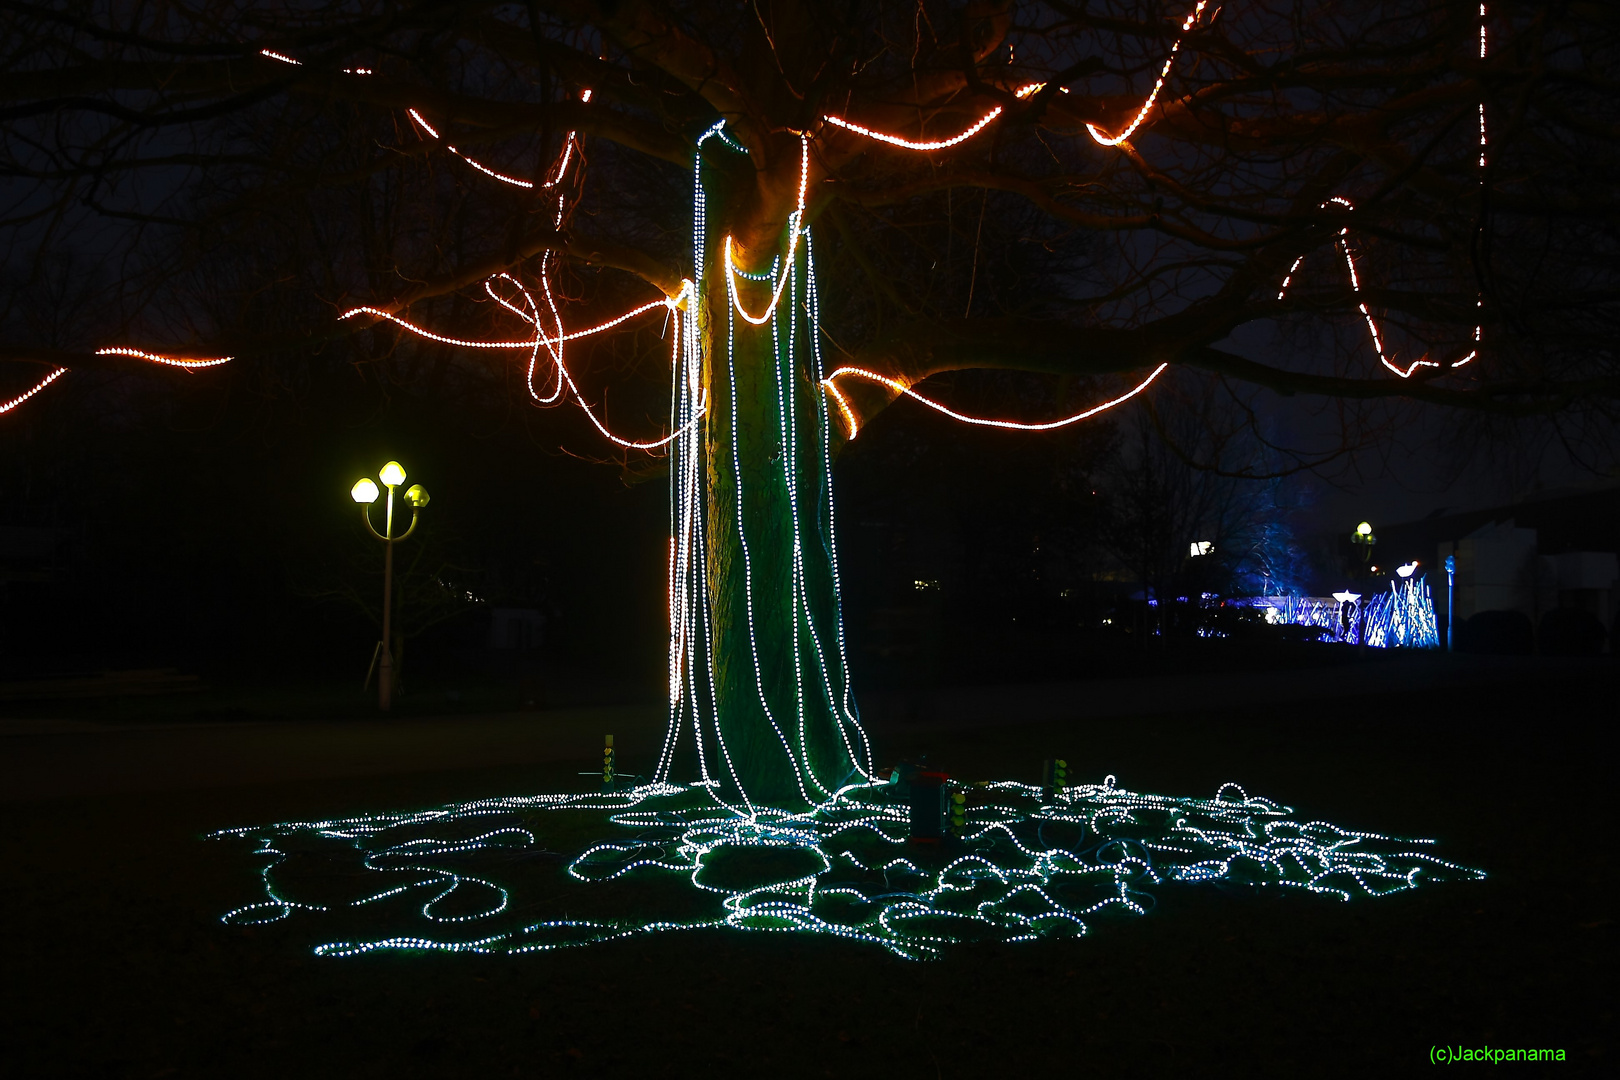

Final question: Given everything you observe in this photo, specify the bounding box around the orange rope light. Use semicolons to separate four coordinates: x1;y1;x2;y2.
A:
1086;1;1209;147
94;347;235;369
0;367;68;415
820;83;1043;151
821;363;1169;437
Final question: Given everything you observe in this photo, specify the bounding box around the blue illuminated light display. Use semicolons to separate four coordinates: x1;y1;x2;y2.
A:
1245;575;1439;648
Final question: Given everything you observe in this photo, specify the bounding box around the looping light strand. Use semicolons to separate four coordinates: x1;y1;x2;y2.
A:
821;363;1169;437
724;135;811;326
337;298;673;349
1276;197;1480;379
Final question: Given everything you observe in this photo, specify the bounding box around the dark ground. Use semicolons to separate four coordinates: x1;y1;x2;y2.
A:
1;654;1613;1078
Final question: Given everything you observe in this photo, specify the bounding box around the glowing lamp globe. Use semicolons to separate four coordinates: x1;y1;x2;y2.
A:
404;484;431;508
351;478;380;504
379;461;407;487
1356;521;1373;537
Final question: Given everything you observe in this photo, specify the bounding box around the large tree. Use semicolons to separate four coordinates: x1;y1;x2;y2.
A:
2;0;1616;806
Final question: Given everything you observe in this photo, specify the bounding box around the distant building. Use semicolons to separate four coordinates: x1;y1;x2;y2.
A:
1371;485;1620;639
1438;528;1617;629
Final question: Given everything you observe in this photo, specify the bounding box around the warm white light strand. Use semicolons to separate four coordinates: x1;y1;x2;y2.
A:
821;363;1169;434
337;298;672;348
821;106;1004;152
447;147;534;188
342;94;701;452
0;367;67;415
818;83;1044;153
405;88;593;192
724;136;810;325
1086;1;1209;146
94;347;235;369
1276;196;1485;378
406;108;439;139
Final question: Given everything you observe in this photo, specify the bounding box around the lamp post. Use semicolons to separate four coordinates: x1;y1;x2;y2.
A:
1351;520;1377;563
1444;554;1457;651
351;461;430;711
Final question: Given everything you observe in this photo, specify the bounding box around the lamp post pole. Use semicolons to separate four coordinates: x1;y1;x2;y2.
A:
1349;522;1376;654
1445;554;1456;651
352;462;430;712
380;480;397;710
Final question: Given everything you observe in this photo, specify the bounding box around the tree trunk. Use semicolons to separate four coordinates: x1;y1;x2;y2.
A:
655;133;872;810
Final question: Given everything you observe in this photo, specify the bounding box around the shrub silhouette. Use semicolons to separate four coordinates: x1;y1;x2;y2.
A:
1459;610;1534;656
1538;608;1608;657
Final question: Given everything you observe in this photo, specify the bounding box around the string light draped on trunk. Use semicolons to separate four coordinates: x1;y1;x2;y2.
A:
658;125;873;812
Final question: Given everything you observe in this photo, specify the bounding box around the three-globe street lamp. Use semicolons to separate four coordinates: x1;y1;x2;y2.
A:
351;460;430;711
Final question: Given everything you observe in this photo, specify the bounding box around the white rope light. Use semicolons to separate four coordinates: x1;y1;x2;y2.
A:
213;773;1483;961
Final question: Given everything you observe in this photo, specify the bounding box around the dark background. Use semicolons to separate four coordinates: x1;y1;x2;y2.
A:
2;664;1610;1077
1;357;1354;709
1;310;1610;1080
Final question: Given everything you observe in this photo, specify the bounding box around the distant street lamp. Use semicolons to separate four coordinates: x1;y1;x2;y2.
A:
351;460;430;711
1351;520;1377;563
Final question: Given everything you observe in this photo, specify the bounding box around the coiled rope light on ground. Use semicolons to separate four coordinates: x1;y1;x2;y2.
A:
213;773;1483;961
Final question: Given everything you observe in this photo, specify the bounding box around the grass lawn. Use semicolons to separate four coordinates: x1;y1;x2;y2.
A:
2;660;1611;1077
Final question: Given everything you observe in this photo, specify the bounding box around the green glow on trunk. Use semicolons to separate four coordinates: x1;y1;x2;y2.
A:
658;126;869;811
